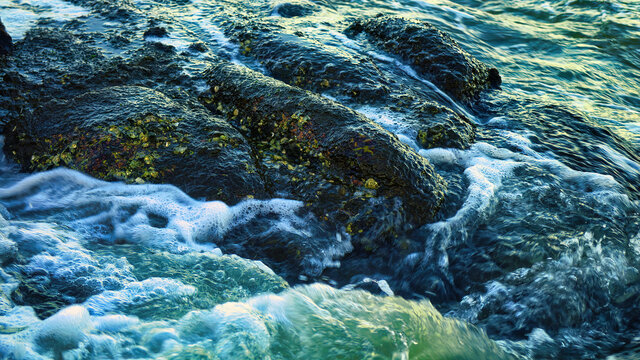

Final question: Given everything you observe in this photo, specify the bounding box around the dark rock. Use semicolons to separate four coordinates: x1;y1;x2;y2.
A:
202;60;446;247
226;24;391;101
271;0;320;17
347;15;501;102
406;101;475;149
222;21;476;149
0;28;109;129
143;26;168;39
188;41;208;53
0;18;11;55
4;86;265;203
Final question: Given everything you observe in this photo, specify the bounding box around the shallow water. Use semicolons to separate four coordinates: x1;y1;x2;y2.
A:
1;0;640;359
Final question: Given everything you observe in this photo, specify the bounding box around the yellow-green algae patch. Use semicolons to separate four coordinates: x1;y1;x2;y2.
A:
25;114;193;183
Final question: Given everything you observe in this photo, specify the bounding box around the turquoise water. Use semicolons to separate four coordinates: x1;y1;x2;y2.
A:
1;0;640;359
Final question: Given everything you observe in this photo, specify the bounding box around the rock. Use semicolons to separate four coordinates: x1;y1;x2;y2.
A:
406;101;476;149
0;27;209;131
222;22;476;149
0;18;11;55
143;26;168;39
270;0;320;17
202;60;446;248
225;23;390;101
0;28;108;130
347;15;501;102
4;86;264;203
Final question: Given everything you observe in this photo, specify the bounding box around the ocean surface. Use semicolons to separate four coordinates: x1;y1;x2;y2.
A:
1;0;639;359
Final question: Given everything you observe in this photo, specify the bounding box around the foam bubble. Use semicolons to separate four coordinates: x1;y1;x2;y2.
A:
418;139;632;254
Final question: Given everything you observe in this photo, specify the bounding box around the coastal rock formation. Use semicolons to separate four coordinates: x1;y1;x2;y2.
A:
4;86;265;203
347;15;501;102
224;21;391;101
223;20;477;149
202;60;447;248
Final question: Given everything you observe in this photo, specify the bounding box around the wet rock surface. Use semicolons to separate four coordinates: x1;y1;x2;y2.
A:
222;19;478;149
5;86;264;203
270;0;320;17
347;15;501;102
202;61;446;240
224;21;391;101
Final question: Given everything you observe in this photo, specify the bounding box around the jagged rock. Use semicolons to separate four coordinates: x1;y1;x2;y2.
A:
347;15;501;102
143;26;168;39
202;60;446;249
0;27;208;130
4;86;264;203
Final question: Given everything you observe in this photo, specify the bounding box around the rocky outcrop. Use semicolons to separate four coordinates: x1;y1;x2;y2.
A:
4;86;264;203
202;60;446;248
347;15;501;102
225;22;391;101
222;20;478;149
405;101;476;149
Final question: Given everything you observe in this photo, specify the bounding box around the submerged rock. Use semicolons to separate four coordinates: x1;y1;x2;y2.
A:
4;86;264;203
395;97;477;149
202;60;446;249
0;18;11;55
347;15;501;102
270;0;320;17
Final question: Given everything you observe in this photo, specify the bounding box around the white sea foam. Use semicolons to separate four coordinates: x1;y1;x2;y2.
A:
84;278;196;315
0;168;309;252
2;0;89;39
355;106;421;150
419;138;632;250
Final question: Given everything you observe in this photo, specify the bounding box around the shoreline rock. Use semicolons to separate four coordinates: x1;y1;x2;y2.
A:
202;60;447;248
346;15;501;102
4;86;265;203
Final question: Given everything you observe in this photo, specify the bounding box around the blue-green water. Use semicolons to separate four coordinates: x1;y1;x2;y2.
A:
1;0;639;359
